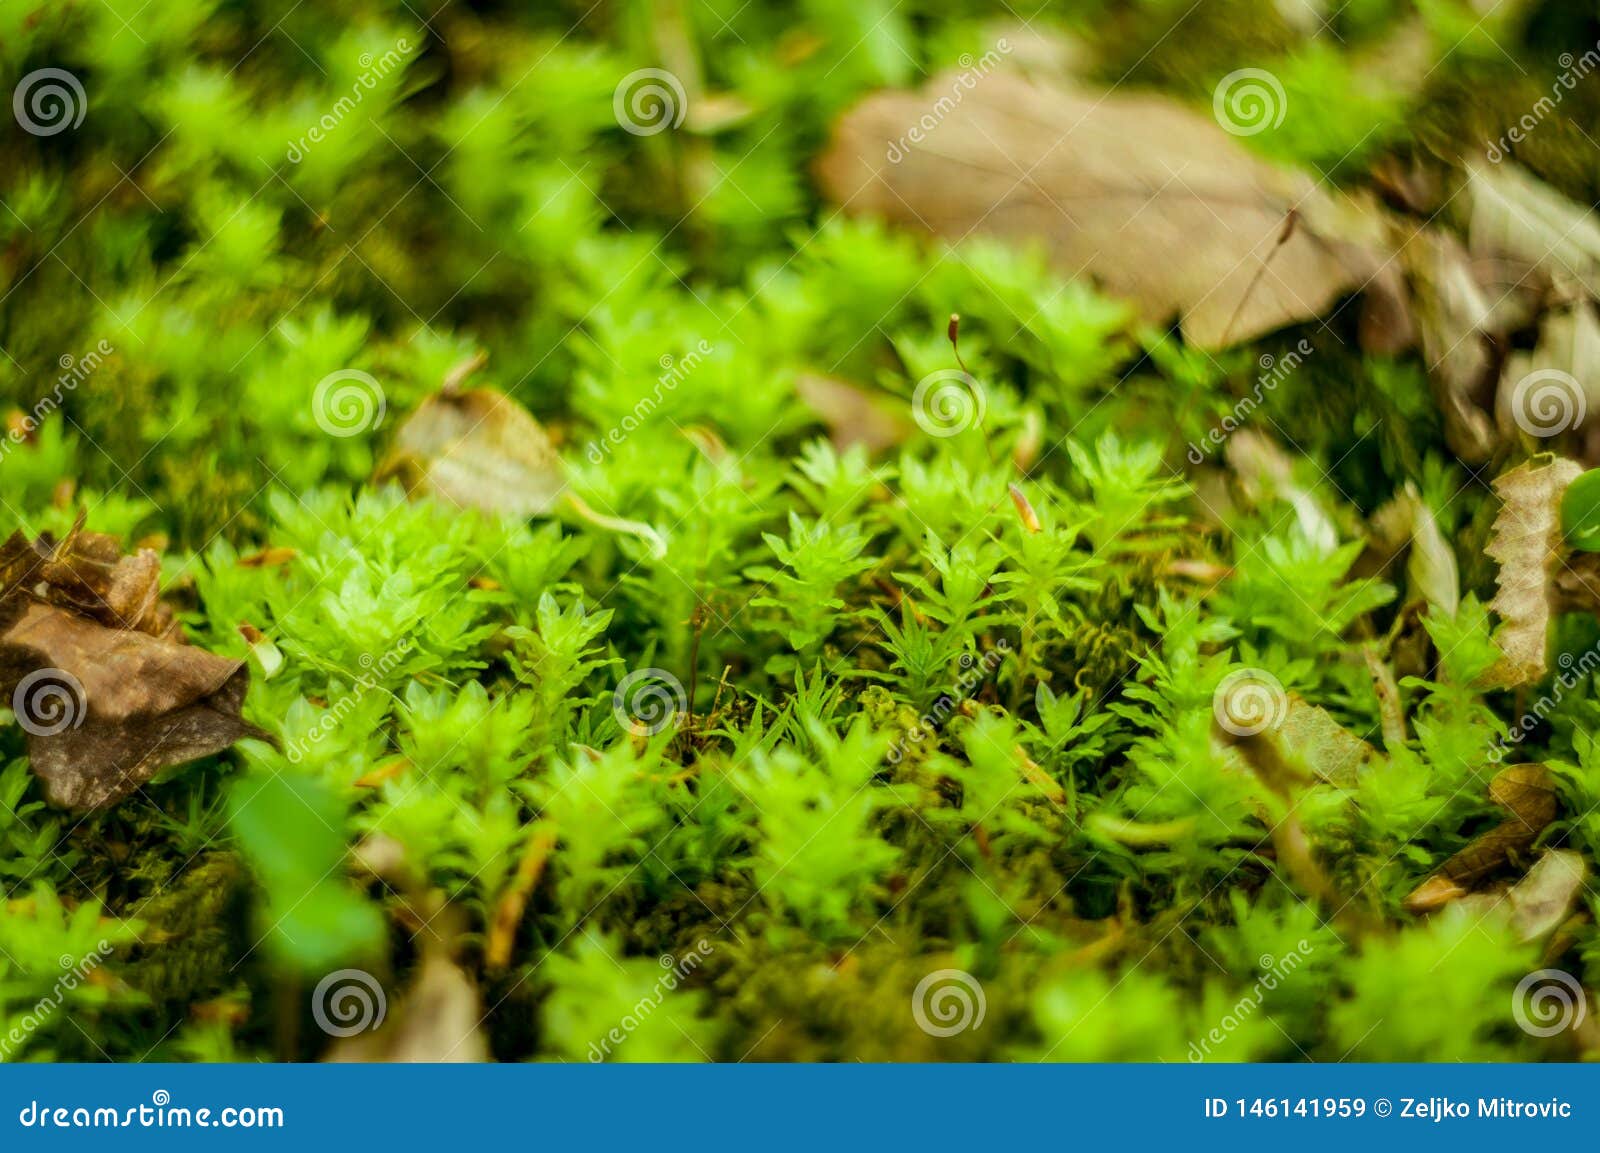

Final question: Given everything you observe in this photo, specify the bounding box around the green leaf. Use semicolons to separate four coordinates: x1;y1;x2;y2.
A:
1561;466;1600;551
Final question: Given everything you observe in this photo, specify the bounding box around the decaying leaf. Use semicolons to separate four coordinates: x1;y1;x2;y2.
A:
0;523;263;810
378;387;568;518
1370;482;1459;619
1484;455;1583;688
1505;849;1586;943
324;950;489;1063
0;518;176;638
1223;430;1341;550
1469;162;1600;301
1439;849;1584;944
1401;229;1498;463
379;387;666;557
1497;301;1600;452
817;71;1389;350
1213;696;1377;933
1214;693;1379;789
1403;763;1560;914
795;373;913;453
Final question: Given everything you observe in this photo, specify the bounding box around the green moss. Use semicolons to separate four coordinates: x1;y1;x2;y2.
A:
0;0;1588;1064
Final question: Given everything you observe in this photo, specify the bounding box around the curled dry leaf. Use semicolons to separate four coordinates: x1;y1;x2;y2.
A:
1505;849;1586;943
0;517;176;638
1435;849;1584;944
1403;763;1560;914
1483;455;1583;688
816;71;1389;350
0;523;264;810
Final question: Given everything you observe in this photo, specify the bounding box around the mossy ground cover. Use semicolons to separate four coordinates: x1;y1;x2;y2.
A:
3;0;1600;1063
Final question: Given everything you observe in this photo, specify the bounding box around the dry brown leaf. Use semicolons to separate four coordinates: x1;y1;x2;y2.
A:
1401;229;1498;463
0;516;176;638
378;388;567;518
1437;849;1583;943
1403;763;1559;914
794;373;913;453
816;71;1389;350
1213;696;1376;933
1276;696;1380;786
379;387;665;557
1468;163;1600;301
1506;848;1586;942
1214;693;1378;790
1498;302;1600;453
1224;430;1341;550
324;951;489;1063
1484;455;1583;688
0;527;263;810
1370;482;1460;619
